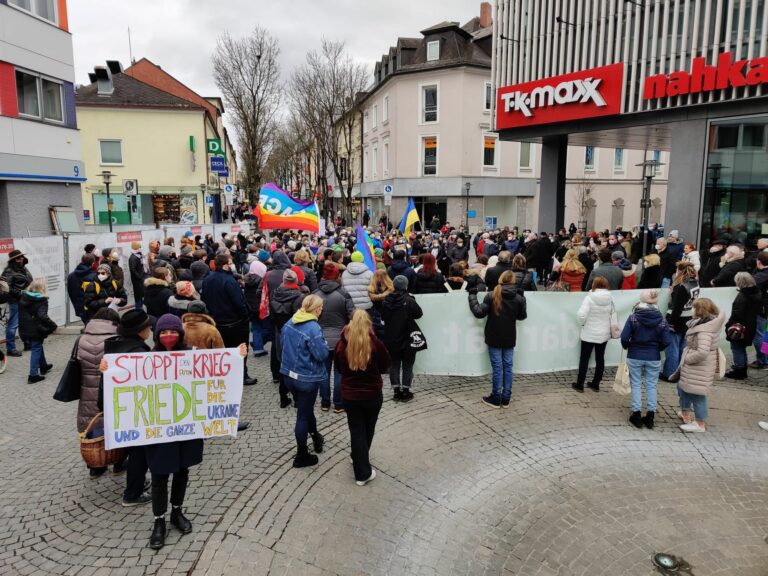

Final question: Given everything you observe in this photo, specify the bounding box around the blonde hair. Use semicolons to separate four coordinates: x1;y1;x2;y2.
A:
294;249;312;267
345;310;373;371
692;297;719;319
368;269;394;294
561;248;586;274
492;270;516;315
27;280;47;295
672;260;696;286
644;253;660;267
301;294;323;315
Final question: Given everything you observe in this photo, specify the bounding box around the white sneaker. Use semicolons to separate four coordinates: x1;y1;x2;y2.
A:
356;468;376;486
677;410;693;423
680;421;706;433
759;421;768;432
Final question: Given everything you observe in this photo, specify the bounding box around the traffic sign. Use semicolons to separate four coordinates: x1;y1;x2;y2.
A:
205;195;214;205
218;166;230;178
223;184;234;194
122;179;138;195
207;139;222;154
210;156;226;172
384;184;393;206
384;185;393;193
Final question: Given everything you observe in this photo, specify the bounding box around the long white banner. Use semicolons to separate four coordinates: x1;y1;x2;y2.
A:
412;288;738;376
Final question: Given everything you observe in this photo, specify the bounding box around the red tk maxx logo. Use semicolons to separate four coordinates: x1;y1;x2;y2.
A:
496;63;624;130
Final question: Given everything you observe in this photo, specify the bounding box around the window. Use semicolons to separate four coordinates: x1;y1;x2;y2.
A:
742;125;766;149
422;84;438;123
383;95;389;123
363;112;369;133
364;148;369;180
484;82;492;111
99;140;123;165
483;136;497;168
422;136;437;176
613;148;625;172
15;70;63;123
519;142;532;170
8;0;57;23
372;105;378;129
372;146;378;177
427;40;440;61
585;146;595;171
383;141;389;175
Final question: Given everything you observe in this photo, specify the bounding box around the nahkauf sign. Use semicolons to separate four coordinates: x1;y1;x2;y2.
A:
495;63;624;129
103;348;244;450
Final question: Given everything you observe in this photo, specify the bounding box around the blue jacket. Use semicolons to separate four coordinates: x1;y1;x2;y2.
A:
279;315;329;381
620;304;673;361
201;270;248;327
66;263;95;318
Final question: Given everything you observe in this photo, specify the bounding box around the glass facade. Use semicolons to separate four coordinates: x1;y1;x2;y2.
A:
702;115;768;249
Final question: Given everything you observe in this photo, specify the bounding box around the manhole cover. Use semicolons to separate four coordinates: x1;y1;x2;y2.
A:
652;553;693;575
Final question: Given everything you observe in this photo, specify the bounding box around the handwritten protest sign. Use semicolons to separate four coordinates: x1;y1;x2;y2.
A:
103;348;244;450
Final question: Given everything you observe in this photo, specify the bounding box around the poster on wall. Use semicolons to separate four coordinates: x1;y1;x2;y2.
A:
180;196;199;225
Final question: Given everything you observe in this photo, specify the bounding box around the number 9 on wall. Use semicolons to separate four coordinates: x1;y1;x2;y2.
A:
74;165;79;177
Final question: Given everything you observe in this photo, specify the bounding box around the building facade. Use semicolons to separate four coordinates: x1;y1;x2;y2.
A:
0;0;85;236
76;59;237;227
492;0;767;248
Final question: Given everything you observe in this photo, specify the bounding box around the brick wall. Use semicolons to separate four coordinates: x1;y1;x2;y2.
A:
0;62;18;118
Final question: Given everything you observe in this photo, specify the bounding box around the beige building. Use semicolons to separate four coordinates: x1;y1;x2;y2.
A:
76;60;237;226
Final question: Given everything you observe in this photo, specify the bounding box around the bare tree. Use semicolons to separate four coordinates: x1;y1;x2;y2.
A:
290;39;368;224
572;172;593;233
212;28;281;203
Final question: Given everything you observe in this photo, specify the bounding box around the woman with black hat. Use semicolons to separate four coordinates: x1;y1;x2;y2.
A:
1;248;33;357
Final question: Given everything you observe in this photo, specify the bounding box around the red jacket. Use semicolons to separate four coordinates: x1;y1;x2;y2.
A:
335;329;391;402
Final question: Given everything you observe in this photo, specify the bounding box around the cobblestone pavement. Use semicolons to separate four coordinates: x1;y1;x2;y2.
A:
1;332;768;576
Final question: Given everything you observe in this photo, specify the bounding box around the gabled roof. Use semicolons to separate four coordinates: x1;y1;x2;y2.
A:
76;73;205;111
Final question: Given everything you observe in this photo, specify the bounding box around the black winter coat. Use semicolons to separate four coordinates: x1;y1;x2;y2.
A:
380;289;423;355
513;270;537;292
1;261;33;303
728;285;763;342
265;251;292;296
659;249;677;279
484;262;513;291
128;253;146;298
468;284;527;349
412;271;447;294
637;265;662;289
18;292;57;341
387;260;416;290
67;263;95;319
243;274;263;321
143;278;173;319
712;259;746;287
83;277;127;313
270;285;304;329
699;248;725;287
666;279;700;334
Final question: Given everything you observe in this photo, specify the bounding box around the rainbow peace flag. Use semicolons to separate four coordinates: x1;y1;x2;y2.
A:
253;183;320;233
355;224;376;272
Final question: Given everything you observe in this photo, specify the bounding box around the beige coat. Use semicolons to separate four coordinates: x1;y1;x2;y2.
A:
678;311;726;396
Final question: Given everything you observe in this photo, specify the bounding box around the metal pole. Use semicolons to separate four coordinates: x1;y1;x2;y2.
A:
641;175;651;259
106;181;113;233
63;233;71;325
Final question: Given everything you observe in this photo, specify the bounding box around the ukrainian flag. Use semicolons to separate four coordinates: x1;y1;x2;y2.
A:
398;197;420;234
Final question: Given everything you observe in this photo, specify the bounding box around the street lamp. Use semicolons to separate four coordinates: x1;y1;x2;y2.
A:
635;159;663;259
100;170;114;232
706;163;726;247
465;181;472;229
200;184;207;224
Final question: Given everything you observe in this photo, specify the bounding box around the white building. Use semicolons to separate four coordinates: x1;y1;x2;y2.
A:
0;0;85;236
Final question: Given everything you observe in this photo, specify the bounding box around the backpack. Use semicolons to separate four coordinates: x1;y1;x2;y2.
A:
82;280;119;310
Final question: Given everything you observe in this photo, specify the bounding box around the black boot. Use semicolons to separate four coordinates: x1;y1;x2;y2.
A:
629;411;643;428
393;387;402;401
586;381;600;392
149;518;166;550
725;367;747;380
311;432;324;454
400;389;414;402
643;411;655;429
170;507;192;534
571;382;584;393
293;446;319;468
279;394;292;408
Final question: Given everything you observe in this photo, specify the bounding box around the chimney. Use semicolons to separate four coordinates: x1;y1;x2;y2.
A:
93;65;113;96
480;2;492;29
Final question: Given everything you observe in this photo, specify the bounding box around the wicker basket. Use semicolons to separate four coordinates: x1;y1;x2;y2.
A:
79;412;127;468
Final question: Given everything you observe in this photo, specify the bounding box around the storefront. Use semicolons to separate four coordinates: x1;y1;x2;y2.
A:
91;190;203;226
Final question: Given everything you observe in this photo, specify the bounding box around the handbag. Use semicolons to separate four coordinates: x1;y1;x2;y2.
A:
53;336;82;402
613;352;631;395
258;279;270;320
725;322;746;342
408;319;428;352
610;302;621;339
715;348;726;380
545;280;569;292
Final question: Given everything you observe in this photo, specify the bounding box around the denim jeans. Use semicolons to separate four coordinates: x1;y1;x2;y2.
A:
661;277;671;289
284;377;320;449
488;347;514;403
730;341;748;369
627;358;660;412
678;386;709;421
663;331;687;378
28;340;47;377
5;302;18;352
389;352;415;390
753;317;767;366
320;350;343;409
251;318;267;353
134;296;144;311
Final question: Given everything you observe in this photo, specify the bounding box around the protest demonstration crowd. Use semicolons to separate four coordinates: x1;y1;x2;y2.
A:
2;185;768;551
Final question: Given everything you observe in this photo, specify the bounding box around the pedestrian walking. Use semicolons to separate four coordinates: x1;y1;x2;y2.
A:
335;310;391;486
661;261;699;380
674;298;725;433
468;271;527;407
19;280;57;383
381;275;423;402
243;260;269;357
621;290;673;429
725;272;763;380
270;268;307;407
573;276;615;392
1;249;33;356
280;295;329;468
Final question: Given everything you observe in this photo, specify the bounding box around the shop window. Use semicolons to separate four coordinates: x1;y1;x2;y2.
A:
716;125;739;149
422;84;438;123
585;146;595;171
99;140;123;165
483;136;497;168
153;195;181;223
422;136;437;176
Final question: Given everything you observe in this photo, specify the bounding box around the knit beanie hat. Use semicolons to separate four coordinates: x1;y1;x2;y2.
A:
290;265;305;285
393;275;409;291
159;245;174;259
97;263;111;276
322;261;340;281
351;251;364;263
180;245;193;256
154;313;185;340
617;258;633;271
640;289;659;305
257;249;270;263
249;260;267;278
283;268;298;284
374;248;384;257
187;300;208;314
611;250;624;261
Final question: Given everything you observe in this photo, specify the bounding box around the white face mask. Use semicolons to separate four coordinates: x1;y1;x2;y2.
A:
97;274;108;282
655;245;662;251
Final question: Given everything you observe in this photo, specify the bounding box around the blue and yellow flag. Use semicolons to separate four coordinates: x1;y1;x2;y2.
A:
398;197;420;234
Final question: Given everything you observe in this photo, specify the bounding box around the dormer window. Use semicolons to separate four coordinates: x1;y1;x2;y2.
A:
427;41;440;62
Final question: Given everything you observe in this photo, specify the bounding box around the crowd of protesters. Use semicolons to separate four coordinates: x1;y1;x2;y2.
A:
1;214;767;549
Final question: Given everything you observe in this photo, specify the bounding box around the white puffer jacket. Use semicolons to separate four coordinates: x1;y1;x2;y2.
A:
678;311;726;396
683;250;701;273
341;262;373;310
577;289;615;343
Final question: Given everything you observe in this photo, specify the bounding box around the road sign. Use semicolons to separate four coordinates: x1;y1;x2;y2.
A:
218;166;230;178
383;184;393;206
384;185;393;193
122;179;138;195
467;210;477;218
210;156;226;172
83;209;91;221
205;195;214;205
223;184;234;194
206;139;222;154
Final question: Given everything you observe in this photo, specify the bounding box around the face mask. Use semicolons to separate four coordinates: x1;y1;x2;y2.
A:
97;274;108;282
159;334;180;350
110;252;118;260
655;245;662;251
457;242;463;247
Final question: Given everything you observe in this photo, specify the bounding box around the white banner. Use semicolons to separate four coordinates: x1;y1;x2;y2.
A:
412;288;738;376
103;348;244;449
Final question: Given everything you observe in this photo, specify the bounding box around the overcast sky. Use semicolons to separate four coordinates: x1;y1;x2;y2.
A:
69;0;480;98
